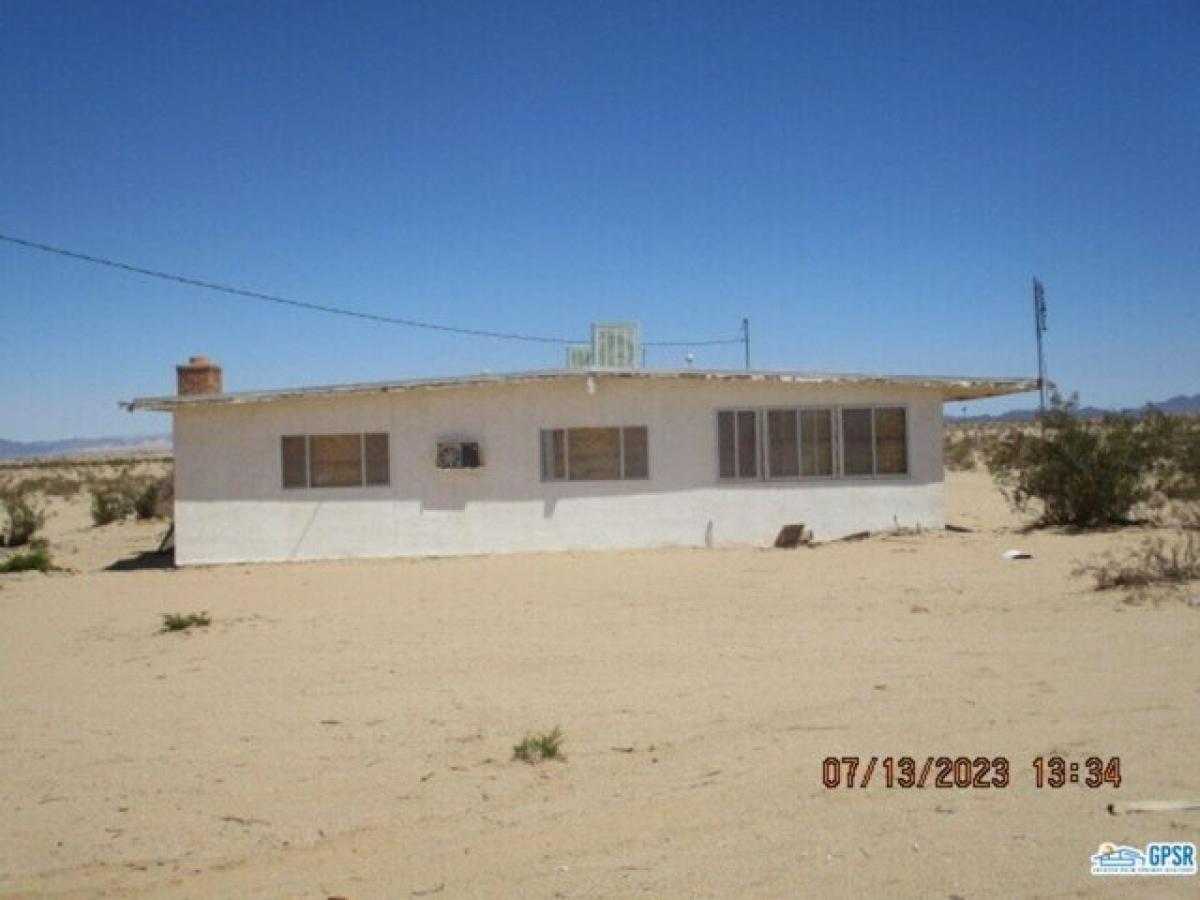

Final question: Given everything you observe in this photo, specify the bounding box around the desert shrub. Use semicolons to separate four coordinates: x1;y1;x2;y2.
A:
1;490;47;547
9;473;83;499
986;395;1154;528
0;542;52;574
134;474;173;520
160;611;211;633
1175;504;1200;531
944;433;977;471
1075;531;1200;591
512;726;565;764
1143;412;1200;501
89;470;142;525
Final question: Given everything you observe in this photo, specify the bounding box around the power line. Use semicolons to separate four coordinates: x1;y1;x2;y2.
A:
0;232;743;348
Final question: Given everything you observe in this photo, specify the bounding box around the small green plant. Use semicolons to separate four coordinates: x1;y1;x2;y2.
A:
0;542;53;573
512;726;566;764
1;489;47;547
160;611;212;633
1075;530;1200;591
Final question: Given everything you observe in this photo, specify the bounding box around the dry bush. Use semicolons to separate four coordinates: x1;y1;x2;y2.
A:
1143;412;1200;501
944;433;978;471
1075;530;1200;591
89;470;141;525
1;489;47;547
7;472;84;499
90;468;173;525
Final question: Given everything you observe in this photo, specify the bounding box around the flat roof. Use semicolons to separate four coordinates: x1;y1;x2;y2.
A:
124;367;1040;412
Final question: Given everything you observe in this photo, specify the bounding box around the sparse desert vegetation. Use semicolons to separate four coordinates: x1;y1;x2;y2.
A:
512;726;566;764
160;611;211;633
975;398;1200;529
0;488;47;547
90;468;173;525
942;431;978;471
1076;529;1200;593
0;541;52;573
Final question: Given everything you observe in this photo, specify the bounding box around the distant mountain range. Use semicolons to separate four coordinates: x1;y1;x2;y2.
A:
948;394;1200;423
0;434;172;460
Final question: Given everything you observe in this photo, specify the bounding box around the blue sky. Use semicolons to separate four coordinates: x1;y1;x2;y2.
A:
1;0;1196;440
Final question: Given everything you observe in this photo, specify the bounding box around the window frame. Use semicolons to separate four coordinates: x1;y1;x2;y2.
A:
837;405;911;480
763;407;800;481
716;408;762;482
280;432;391;490
716;403;910;483
539;425;650;482
798;406;839;480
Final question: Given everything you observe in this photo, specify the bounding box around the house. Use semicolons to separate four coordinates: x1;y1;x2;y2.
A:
127;341;1035;566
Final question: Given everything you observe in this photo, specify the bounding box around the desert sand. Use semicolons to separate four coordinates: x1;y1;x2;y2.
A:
1;469;1197;898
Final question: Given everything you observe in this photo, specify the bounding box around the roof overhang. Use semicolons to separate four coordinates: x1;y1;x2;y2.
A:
124;368;1041;413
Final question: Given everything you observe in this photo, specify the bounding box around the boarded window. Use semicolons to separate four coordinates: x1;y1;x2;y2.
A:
281;436;308;489
800;409;835;477
841;409;874;477
540;426;649;481
874;407;908;475
282;433;389;489
364;433;391;485
622;426;649;479
567;427;622;480
766;409;799;478
309;434;364;488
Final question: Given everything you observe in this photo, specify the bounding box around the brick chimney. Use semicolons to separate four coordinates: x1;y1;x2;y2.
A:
176;356;223;396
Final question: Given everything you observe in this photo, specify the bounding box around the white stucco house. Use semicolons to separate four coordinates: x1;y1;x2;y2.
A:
127;351;1034;566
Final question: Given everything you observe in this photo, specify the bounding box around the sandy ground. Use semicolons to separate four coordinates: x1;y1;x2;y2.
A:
1;470;1198;898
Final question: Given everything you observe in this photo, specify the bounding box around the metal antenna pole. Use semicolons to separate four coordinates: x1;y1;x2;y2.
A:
1032;278;1048;420
742;318;750;370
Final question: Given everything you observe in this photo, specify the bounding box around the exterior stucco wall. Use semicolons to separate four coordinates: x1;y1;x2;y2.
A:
172;377;945;564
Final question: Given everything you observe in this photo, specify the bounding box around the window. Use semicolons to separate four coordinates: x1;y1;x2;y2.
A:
873;407;908;475
763;408;835;479
841;407;908;477
311;434;365;487
800;408;835;477
281;435;308;488
364;433;391;485
841;409;874;477
718;410;760;479
717;405;903;481
766;409;799;478
540;426;649;481
280;433;390;489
